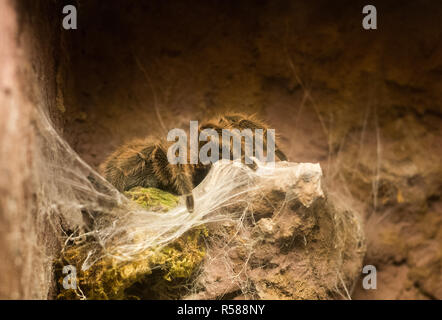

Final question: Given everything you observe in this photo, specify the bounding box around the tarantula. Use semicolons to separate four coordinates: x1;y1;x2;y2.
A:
99;113;287;213
197;113;287;165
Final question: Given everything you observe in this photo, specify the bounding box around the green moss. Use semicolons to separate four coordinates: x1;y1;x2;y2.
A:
56;187;206;300
124;187;180;211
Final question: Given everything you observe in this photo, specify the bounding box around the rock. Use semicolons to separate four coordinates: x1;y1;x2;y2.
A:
186;160;366;300
56;160;365;300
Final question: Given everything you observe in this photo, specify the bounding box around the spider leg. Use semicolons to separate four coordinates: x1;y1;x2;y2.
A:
186;195;194;213
224;125;258;171
236;117;289;162
204;120;260;171
152;143;195;213
246;160;258;171
275;149;288;161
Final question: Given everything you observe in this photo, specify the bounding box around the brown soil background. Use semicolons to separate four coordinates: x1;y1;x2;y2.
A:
0;0;440;299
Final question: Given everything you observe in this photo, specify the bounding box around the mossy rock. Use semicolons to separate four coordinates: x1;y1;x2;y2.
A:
124;187;180;212
56;187;206;300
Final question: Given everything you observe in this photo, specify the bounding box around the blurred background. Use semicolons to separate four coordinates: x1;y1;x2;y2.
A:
0;0;440;298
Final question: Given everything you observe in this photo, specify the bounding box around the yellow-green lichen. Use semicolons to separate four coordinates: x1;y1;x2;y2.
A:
56;187;206;300
124;187;180;212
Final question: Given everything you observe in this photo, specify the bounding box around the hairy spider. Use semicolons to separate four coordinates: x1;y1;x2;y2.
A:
99;113;287;213
198;112;287;163
99;138;195;212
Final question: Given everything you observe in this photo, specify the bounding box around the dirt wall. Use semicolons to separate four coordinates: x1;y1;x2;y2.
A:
0;0;440;299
